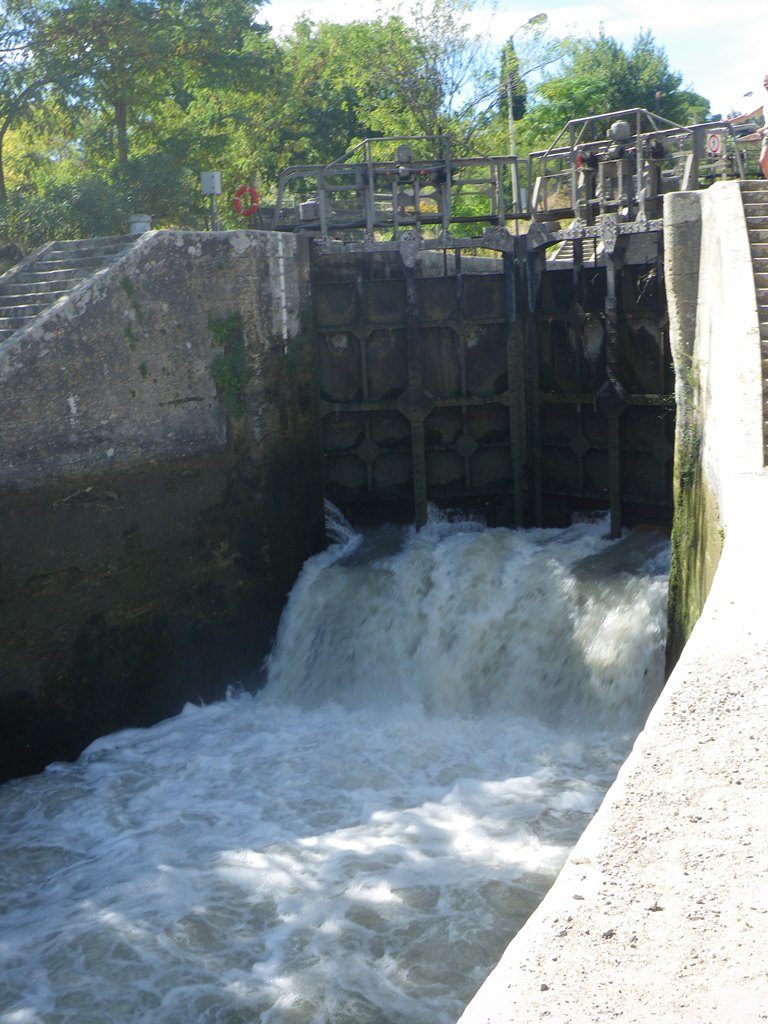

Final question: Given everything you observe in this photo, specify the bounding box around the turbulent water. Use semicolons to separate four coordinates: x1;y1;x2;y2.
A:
0;511;670;1024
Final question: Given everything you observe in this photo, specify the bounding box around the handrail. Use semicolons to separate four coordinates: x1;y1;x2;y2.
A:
271;113;759;242
272;136;522;236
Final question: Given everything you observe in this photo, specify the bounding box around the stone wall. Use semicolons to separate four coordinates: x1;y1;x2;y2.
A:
665;184;762;664
0;230;325;782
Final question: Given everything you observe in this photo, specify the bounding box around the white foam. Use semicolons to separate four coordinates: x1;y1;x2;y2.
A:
0;518;669;1024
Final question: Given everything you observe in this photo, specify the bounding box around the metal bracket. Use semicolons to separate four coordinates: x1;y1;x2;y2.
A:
398;233;421;268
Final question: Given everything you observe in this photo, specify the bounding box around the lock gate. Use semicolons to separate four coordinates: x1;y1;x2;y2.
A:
311;235;674;534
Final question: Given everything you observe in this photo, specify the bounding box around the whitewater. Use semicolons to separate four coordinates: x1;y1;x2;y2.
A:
0;511;670;1024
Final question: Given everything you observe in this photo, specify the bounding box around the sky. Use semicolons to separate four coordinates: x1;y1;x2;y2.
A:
258;0;766;121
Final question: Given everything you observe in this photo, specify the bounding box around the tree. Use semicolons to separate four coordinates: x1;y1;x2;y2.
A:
498;14;558;129
0;1;68;203
0;0;276;244
216;2;497;196
519;31;710;147
41;0;271;168
249;17;388;173
362;0;498;149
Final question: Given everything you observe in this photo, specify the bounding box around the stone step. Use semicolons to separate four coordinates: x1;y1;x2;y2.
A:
44;244;135;264
0;312;39;332
32;253;120;273
9;267;90;287
0;233;137;342
0;279;72;298
46;234;136;252
0;300;53;319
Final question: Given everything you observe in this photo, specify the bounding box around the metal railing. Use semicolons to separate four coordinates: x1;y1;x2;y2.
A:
270;114;760;243
271;136;524;238
527;108;754;226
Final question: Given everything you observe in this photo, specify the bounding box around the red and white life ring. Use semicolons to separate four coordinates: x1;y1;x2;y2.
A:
232;185;259;216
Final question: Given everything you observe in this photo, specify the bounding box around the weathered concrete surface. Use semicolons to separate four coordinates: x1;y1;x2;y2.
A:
0;230;309;483
458;181;768;1023
0;230;325;782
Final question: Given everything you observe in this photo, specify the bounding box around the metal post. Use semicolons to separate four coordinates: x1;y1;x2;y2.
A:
507;72;520;213
504;250;525;525
506;13;547;215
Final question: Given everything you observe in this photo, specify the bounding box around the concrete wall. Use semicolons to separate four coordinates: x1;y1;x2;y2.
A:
0;230;325;782
458;181;768;1023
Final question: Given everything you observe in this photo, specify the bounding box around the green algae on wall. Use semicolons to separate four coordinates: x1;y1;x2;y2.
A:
665;422;723;673
209;313;251;419
662;189;724;676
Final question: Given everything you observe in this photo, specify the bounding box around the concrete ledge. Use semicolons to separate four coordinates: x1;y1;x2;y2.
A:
458;181;768;1023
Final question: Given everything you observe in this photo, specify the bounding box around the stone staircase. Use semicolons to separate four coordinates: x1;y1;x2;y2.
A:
0;234;139;343
548;237;602;267
740;179;768;464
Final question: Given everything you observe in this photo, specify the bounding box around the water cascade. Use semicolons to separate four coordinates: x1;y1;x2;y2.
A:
0;510;669;1024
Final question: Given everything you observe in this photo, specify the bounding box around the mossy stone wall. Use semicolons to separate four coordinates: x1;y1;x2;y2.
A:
664;183;763;671
0;230;325;782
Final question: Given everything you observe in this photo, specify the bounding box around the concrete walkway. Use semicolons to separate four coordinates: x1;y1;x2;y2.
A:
458;181;768;1023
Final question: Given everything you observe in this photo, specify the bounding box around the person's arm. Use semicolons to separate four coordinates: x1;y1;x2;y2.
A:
726;106;763;125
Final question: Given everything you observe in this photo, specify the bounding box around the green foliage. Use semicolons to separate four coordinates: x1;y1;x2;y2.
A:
40;0;271;166
0;0;271;243
210;0;501;193
1;153;206;247
519;31;710;147
0;0;719;249
4;176;123;244
362;0;498;147
0;1;62;201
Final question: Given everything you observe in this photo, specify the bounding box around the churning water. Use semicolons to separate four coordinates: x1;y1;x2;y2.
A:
0;510;669;1024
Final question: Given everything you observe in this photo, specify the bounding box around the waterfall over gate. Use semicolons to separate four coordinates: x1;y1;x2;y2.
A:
0;512;670;1024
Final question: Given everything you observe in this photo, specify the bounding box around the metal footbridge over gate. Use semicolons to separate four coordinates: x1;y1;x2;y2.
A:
272;109;760;534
